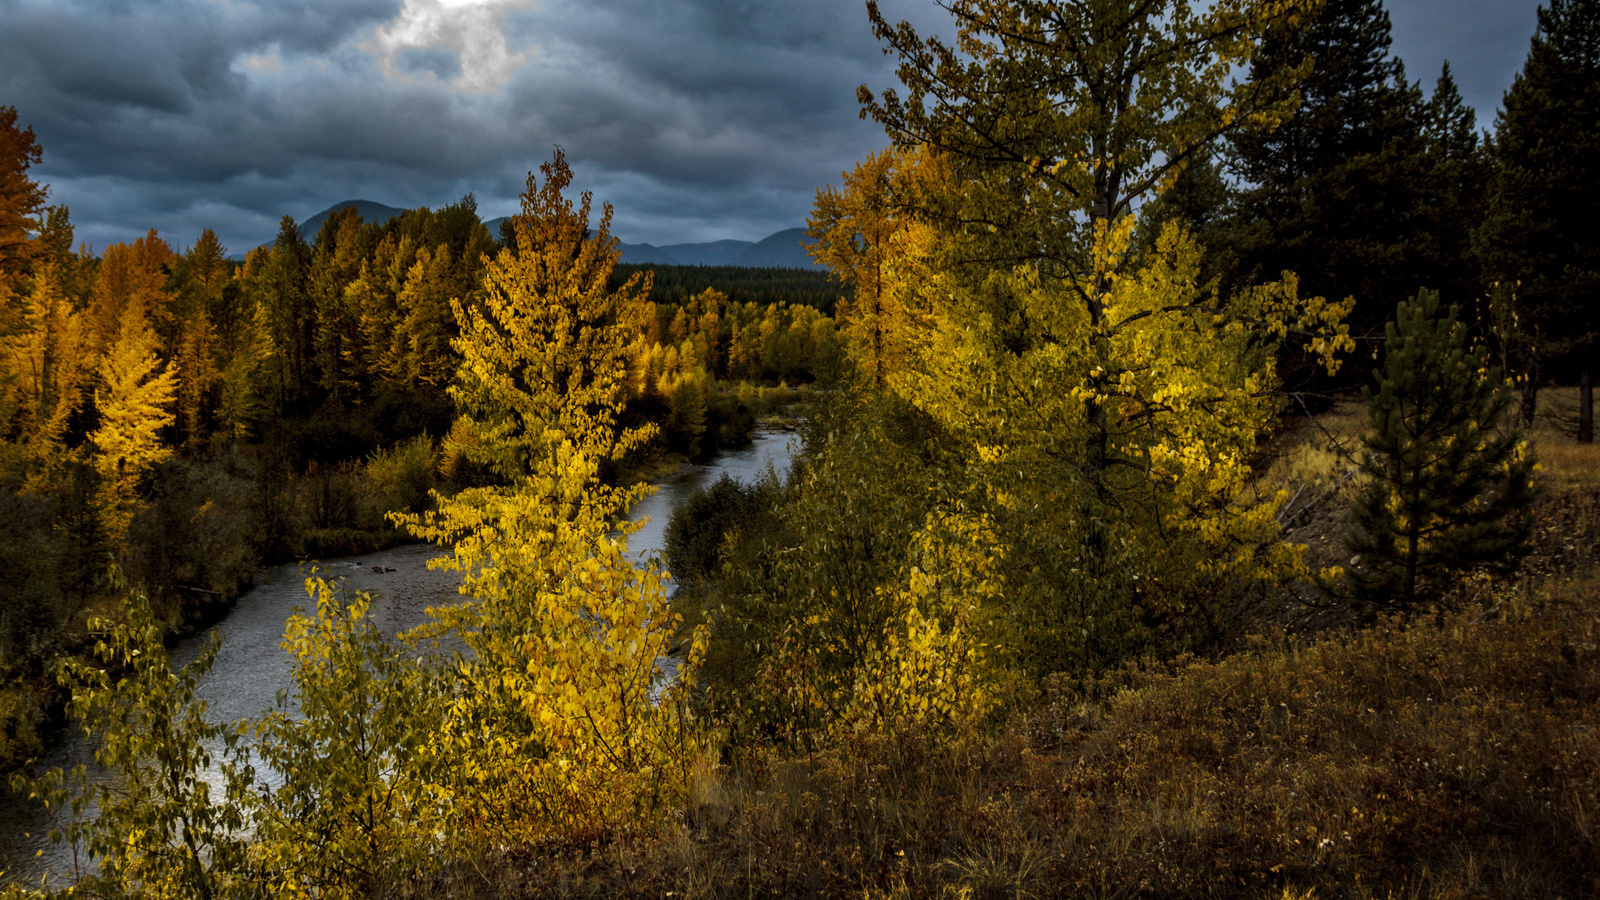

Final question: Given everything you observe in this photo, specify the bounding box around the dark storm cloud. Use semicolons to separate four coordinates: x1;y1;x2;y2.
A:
2;0;932;251
0;0;1545;255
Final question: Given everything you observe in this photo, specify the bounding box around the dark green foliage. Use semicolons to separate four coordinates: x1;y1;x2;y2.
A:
123;457;257;622
1414;64;1492;308
664;474;775;589
1344;290;1537;609
663;470;786;702
1136;150;1233;280
1477;0;1600;437
0;484;68;669
10;590;257;899
613;264;843;314
366;384;454;448
260;216;313;407
290;401;384;466
1226;0;1430;338
705;395;755;452
685;395;938;734
309;208;373;405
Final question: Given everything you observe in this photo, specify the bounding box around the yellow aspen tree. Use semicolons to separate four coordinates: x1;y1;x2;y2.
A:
251;580;447;899
445;150;654;478
841;0;1355;672
395;150;701;843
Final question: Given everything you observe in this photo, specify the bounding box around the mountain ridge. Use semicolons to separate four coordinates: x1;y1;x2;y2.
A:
297;200;408;241
291;202;817;269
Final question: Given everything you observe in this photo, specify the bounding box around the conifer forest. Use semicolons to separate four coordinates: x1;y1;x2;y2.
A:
0;0;1597;897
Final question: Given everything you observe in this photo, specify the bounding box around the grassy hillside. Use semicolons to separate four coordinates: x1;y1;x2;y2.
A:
428;391;1600;899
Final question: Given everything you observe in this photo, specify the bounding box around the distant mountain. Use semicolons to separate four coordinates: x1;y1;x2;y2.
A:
283;203;819;271
731;228;818;269
617;242;681;265
616;230;818;269
657;239;753;267
298;200;407;241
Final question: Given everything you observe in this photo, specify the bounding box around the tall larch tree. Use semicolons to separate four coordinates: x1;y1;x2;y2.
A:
257;217;312;411
354;232;416;387
0;106;46;279
806;148;935;388
310;208;370;405
396;243;459;390
91;281;179;543
215;247;275;442
87;232;176;360
1;262;90;470
169;231;229;449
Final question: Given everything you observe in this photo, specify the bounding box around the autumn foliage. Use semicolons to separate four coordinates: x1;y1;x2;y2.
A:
2;0;1598;894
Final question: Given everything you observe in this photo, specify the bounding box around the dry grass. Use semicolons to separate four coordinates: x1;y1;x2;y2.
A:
423;403;1600;900
452;561;1598;899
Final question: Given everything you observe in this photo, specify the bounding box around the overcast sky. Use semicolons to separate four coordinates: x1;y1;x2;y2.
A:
1;0;1546;256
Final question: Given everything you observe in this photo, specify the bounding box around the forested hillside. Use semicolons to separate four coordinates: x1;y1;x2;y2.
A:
1;0;1597;896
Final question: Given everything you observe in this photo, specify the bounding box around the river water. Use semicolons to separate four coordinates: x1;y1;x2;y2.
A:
0;430;798;887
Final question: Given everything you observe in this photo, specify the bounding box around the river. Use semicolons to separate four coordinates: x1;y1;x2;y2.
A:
0;429;799;887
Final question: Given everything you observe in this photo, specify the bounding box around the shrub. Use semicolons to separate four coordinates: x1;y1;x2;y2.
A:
365;434;438;516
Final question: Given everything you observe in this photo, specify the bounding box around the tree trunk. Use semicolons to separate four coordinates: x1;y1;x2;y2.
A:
1580;368;1594;444
1519;377;1540;428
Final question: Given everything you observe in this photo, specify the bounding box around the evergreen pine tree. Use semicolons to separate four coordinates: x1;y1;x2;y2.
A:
1477;0;1600;441
1414;64;1491;308
1344;290;1536;610
1226;0;1428;340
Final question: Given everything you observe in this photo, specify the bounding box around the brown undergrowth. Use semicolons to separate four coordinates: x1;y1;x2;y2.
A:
464;573;1597;899
430;413;1600;900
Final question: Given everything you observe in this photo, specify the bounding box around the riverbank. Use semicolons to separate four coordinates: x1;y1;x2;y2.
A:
0;381;817;778
0;428;805;887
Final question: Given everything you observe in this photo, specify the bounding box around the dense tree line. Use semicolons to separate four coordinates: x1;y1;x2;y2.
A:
0;111;838;772
614;263;844;314
1175;0;1597;428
